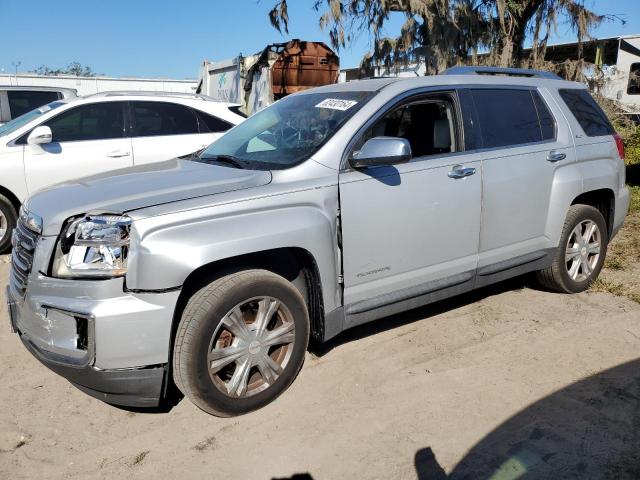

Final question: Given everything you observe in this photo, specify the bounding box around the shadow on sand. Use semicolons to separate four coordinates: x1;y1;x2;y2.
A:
415;358;640;479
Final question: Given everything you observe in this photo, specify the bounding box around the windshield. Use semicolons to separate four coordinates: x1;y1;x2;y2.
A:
0;101;66;138
199;91;375;169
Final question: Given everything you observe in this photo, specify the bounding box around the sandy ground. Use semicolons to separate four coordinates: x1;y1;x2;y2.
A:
1;254;640;479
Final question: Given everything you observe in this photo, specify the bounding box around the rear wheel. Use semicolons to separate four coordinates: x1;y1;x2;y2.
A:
536;204;608;293
0;195;17;254
173;269;309;417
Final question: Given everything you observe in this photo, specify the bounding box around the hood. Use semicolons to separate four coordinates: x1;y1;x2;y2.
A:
26;159;272;236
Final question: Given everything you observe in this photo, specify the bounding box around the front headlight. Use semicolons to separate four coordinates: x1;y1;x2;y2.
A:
20;206;43;234
53;214;132;279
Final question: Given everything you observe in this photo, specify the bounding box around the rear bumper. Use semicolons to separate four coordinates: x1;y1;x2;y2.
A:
612;186;631;239
20;332;166;407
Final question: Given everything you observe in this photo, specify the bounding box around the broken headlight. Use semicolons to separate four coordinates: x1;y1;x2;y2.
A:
53;215;131;279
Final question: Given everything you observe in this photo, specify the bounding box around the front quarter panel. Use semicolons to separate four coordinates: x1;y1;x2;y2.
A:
126;184;341;312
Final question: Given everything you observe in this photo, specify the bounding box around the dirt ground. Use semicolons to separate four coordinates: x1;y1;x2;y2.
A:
1;253;640;480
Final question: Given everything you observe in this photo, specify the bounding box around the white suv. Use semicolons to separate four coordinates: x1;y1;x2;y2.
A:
0;92;244;250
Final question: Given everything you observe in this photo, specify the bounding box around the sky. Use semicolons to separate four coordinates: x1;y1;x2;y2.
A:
2;0;639;80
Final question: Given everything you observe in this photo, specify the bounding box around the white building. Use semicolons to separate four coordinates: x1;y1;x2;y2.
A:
0;73;197;96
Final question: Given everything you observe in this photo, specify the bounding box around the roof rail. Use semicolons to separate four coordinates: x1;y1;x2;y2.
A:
85;90;211;100
441;66;561;80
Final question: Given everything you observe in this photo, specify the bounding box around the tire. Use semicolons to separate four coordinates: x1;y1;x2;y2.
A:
536;204;608;293
173;269;310;417
0;194;17;254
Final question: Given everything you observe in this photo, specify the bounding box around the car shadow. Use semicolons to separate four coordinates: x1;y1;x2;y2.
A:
359;165;402;186
414;358;640;479
626;162;639;187
110;274;533;415
271;475;314;480
309;274;532;357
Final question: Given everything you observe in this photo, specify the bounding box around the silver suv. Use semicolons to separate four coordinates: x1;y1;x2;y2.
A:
6;67;630;416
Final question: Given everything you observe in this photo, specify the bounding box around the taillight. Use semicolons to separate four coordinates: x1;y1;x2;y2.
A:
614;133;625;160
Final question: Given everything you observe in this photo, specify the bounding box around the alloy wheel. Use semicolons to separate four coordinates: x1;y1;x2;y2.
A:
207;296;296;398
0;210;7;242
565;220;601;282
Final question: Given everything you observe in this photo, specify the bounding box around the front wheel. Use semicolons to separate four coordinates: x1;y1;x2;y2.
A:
172;269;309;417
0;194;17;254
536;204;608;293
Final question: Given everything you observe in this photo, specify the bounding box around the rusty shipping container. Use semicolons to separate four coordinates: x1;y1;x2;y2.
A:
270;40;340;99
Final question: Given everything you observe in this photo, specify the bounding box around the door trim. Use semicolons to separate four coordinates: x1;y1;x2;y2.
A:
344;270;475;328
339;248;556;333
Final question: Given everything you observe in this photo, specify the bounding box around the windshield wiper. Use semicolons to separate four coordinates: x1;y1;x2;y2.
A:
198;154;247;169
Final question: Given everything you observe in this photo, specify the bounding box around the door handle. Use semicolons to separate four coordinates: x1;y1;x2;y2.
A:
547;151;566;162
107;150;131;158
448;165;476;179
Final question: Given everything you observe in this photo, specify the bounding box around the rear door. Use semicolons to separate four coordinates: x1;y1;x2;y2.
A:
339;90;482;322
23;101;132;193
130;101;216;165
557;88;618;193
464;87;576;276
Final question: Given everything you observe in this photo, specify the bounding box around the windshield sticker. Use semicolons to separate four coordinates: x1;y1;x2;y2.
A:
315;98;358;111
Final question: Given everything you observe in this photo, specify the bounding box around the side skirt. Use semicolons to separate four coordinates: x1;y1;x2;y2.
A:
322;248;557;342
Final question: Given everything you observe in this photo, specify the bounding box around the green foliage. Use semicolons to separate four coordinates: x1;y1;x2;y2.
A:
32;62;98;77
630;186;640;214
269;0;616;73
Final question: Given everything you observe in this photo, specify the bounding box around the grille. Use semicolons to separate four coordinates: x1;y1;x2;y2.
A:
9;219;39;298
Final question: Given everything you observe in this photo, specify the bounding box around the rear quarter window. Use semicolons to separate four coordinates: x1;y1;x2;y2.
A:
195;110;233;133
558;89;614;137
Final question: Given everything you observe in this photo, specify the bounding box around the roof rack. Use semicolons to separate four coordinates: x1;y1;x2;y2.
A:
441;66;561;80
86;91;214;101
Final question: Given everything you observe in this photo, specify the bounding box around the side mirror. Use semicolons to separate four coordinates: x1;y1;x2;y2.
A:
27;126;53;146
350;137;412;168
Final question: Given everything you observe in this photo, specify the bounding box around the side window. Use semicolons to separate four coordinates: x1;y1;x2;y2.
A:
132;101;199;137
531;91;556;141
558;89;614;137
8;90;61;118
358;94;459;158
44;102;125;142
195;110;233;133
471;89;541;148
627;63;640;95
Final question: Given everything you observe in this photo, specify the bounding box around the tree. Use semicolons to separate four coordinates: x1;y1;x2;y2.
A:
32;62;98;77
269;0;620;76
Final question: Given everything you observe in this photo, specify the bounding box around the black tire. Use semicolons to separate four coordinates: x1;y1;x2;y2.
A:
536;204;608;293
173;269;309;417
0;194;17;254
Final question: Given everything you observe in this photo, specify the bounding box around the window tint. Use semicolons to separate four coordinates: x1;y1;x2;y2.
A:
472;89;541;148
627;63;640;95
558;89;614;137
531;91;556;141
44;102;125;142
195;110;233;133
132;101;199;137
7;90;60;118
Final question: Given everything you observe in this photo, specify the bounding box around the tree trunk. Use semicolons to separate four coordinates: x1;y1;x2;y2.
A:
501;0;545;67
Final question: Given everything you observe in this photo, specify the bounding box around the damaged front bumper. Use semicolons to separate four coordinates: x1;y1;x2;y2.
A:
6;265;180;408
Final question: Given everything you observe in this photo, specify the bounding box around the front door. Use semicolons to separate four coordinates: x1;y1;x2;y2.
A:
24;101;132;193
339;91;482;323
